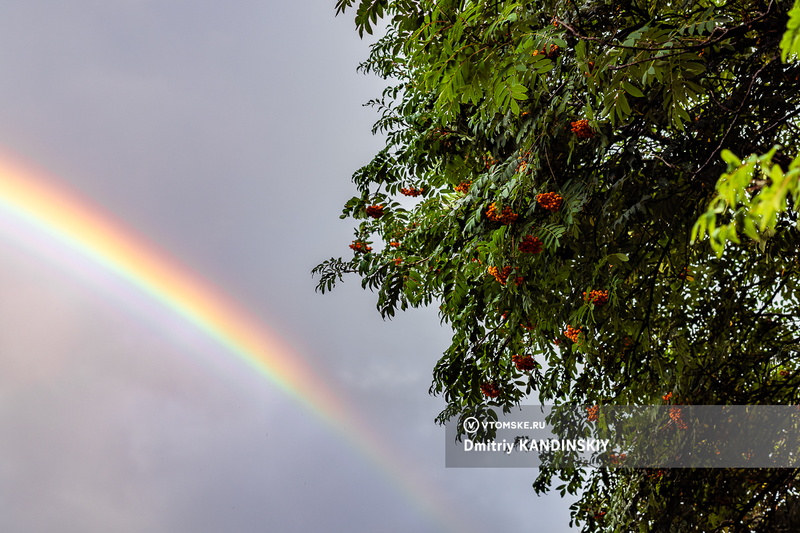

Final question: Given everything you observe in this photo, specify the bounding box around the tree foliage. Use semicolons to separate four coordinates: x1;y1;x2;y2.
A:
315;0;800;530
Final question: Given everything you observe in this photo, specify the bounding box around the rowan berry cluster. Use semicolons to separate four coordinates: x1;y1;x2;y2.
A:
389;241;400;247
488;266;513;284
536;192;563;212
400;187;424;197
662;392;673;403
622;336;634;350
365;204;385;218
512;354;536;371
532;44;560;59
518;235;544;254
394;257;402;265
669;406;688;430
583;289;609;306
482;155;499;169
486;202;519;224
349;241;372;253
571;119;595;139
587;405;599;422
454;181;472;193
609;453;627;465
564;325;582;343
516;151;532;173
480;381;501;398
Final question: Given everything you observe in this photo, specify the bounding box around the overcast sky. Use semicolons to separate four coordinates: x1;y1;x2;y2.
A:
0;2;575;532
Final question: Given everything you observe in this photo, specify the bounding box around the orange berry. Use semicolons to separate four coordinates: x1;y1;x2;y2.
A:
454;181;472;193
488;266;513;284
564;325;583;343
400;187;424;197
365;205;385;218
536;192;563;212
486;202;519;224
609;453;627;465
349;241;373;253
570;119;595;139
583;289;609;306
669;406;688;430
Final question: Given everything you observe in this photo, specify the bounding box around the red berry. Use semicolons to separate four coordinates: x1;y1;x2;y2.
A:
480;381;501;398
519;235;543;254
512;354;536;371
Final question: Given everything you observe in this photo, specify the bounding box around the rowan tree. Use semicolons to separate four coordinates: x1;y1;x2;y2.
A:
314;0;800;530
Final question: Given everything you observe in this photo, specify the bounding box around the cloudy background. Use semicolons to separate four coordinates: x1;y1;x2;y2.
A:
0;2;575;531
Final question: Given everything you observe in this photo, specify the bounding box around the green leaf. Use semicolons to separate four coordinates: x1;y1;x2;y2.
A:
781;0;800;62
622;81;645;98
617;92;631;116
720;150;741;166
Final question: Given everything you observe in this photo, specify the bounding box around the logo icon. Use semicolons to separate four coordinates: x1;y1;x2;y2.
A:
463;416;480;435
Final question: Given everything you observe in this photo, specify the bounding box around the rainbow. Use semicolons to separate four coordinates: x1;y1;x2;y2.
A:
0;149;476;533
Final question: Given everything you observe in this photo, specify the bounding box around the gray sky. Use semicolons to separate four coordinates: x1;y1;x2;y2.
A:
0;2;575;531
